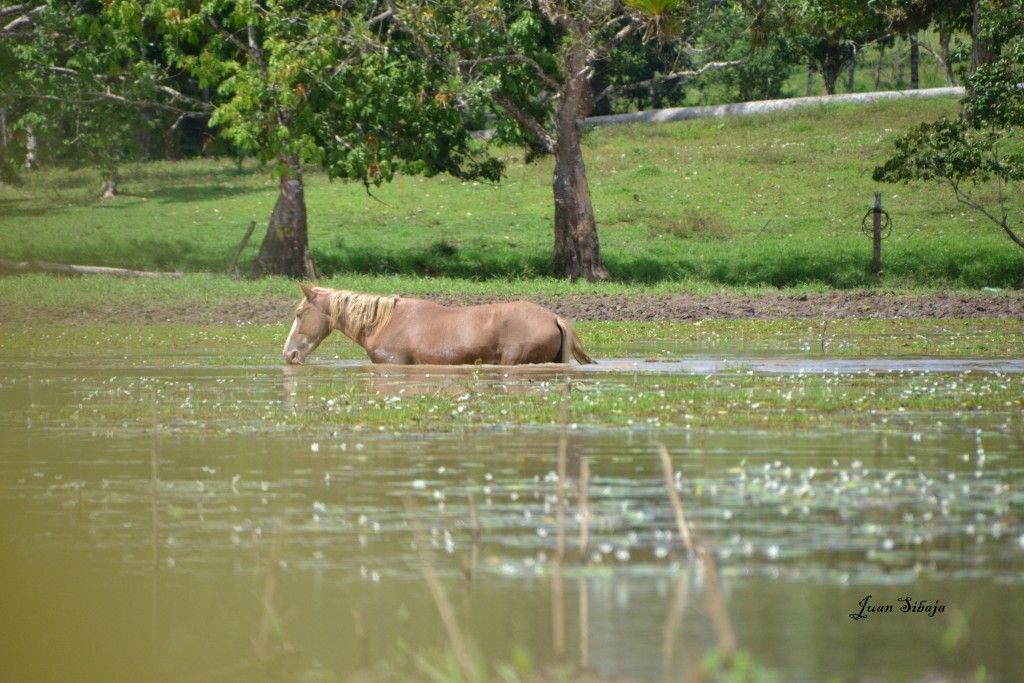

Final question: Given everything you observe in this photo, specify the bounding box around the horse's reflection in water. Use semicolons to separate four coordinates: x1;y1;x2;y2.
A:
278;356;576;410
365;363;575;397
279;362;303;412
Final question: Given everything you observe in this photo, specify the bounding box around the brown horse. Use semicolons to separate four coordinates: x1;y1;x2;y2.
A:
282;284;595;366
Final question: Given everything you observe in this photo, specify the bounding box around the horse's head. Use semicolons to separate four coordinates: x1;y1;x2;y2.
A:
282;283;332;364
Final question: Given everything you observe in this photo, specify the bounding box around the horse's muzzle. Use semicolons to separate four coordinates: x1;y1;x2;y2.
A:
284;348;303;364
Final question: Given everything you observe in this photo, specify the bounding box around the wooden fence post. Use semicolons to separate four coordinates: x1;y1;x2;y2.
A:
872;192;883;280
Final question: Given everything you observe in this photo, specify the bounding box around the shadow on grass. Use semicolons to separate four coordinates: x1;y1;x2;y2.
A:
0;197;77;219
312;240;1024;289
313;242;555;280
141;183;266;205
0;185;262;217
12;236;237;273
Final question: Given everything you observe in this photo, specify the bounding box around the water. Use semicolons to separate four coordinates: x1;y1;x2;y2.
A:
1;339;1023;682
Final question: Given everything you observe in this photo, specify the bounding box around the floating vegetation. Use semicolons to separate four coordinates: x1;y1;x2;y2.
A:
10;354;1019;437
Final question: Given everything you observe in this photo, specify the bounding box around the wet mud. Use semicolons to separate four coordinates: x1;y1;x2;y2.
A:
9;289;1022;326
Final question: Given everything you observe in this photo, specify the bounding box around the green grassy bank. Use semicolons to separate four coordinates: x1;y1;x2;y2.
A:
2;96;1022;290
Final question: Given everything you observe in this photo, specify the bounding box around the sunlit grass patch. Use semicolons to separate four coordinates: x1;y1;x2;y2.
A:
5;96;1023;288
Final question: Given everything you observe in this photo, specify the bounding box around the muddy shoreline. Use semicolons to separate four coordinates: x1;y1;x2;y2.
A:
11;290;1021;326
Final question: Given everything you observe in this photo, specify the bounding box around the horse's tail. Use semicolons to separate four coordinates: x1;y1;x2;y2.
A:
556;317;596;365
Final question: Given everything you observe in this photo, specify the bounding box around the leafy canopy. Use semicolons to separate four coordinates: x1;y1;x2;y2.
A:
873;1;1024;249
152;0;500;184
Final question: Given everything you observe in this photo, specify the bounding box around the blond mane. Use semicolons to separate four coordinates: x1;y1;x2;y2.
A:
328;289;397;340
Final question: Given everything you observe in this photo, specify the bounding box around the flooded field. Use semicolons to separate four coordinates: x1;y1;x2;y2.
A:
1;322;1023;683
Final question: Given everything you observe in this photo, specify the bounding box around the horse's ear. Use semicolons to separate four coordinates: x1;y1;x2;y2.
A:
299;281;316;302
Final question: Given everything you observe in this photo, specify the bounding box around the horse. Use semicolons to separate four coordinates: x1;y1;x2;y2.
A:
282;283;595;366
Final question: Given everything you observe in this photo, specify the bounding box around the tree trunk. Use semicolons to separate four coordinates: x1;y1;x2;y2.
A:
99;168;119;199
874;44;886;89
255;154;316;280
0;108;8;185
551;40;608;282
821;67;839;96
939;30;957;86
846;43;856;93
896;38;906;88
24;125;37;171
970;0;993;76
909;33;919;89
99;178;118;199
817;47;845;96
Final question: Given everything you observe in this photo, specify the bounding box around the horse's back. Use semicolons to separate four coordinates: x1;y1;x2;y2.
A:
374;298;563;364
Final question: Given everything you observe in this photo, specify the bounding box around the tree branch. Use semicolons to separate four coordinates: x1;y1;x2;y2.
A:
21;90;210;117
383;1;448;71
538;0;577;34
1;4;34;18
1;4;43;36
603;18;636;52
247;24;265;72
156;84;213;112
491;91;555;154
33;66;212;115
948;179;1024;250
459;55;560;91
367;8;394;28
205;14;252;59
595;58;747;105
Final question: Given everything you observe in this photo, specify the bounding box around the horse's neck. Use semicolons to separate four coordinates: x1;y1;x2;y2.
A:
335;318;363;343
331;306;361;342
323;291;354;340
330;291;393;344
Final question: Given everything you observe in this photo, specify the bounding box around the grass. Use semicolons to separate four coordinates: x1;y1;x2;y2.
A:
2;96;1023;290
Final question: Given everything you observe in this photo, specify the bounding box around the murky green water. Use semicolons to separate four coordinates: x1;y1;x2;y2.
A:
2;332;1023;682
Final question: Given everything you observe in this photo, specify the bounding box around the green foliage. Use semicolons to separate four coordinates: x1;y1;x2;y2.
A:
597;36;691;113
152;0;499;185
624;0;687;45
962;58;1024;133
3;0;185;183
769;0;889;94
874;1;1024;249
700;649;780;683
690;2;796;103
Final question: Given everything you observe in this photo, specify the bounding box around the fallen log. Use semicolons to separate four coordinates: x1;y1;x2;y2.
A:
0;258;183;278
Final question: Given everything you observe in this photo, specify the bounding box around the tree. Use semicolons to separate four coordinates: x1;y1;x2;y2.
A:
2;0;210;194
691;1;796;103
155;0;500;279
873;1;1024;251
388;0;749;281
1;1;44;181
764;0;887;95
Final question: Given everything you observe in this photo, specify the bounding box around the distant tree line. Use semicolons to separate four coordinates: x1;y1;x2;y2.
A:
1;0;1020;278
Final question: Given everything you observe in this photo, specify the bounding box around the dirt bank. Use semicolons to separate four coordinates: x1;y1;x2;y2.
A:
18;290;1019;326
524;290;1024;323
